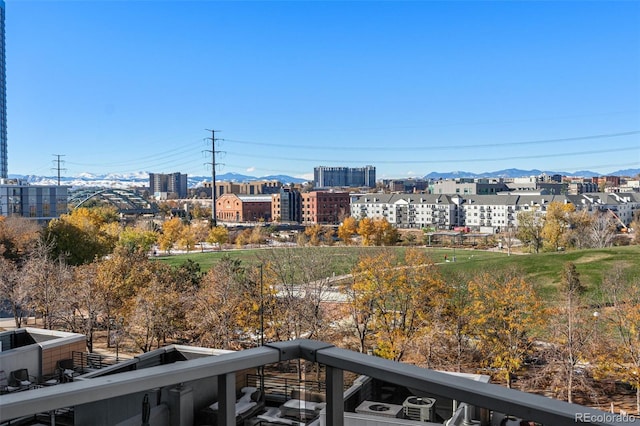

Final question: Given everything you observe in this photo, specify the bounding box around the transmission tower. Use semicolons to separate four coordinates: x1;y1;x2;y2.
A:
205;129;223;226
52;154;66;186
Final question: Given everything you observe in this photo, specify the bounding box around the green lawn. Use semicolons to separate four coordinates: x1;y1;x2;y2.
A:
156;245;640;300
155;246;506;273
442;245;640;298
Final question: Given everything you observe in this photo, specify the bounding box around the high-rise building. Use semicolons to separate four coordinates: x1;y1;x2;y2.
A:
314;165;376;188
0;1;7;178
149;172;188;199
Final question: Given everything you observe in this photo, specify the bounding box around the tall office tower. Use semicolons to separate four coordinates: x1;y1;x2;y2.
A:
0;1;6;179
314;165;376;188
149;172;188;198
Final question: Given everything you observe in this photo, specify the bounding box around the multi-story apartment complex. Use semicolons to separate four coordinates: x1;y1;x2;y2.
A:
432;178;509;195
201;180;283;198
314;166;376;188
351;194;459;229
0;179;68;220
149;172;188;199
301;191;350;224
383;178;429;193
351;192;640;232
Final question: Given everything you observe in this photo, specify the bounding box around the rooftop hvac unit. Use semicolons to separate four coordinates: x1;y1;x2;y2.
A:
355;401;404;418
403;396;436;422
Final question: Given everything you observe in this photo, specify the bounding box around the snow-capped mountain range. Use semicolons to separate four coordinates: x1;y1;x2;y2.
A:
7;168;639;189
8;172;309;189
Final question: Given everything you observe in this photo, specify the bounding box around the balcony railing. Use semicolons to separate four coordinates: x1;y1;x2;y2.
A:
0;340;627;426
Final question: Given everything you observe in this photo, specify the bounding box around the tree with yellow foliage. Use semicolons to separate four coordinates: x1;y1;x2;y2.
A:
304;224;324;246
44;207;119;265
357;218;376;246
542;201;575;252
207;225;229;249
373;218;399;246
158;217;184;253
118;226;157;254
347;248;438;361
178;223;197;252
468;268;544;388
187;256;256;349
598;263;640;414
337;217;358;245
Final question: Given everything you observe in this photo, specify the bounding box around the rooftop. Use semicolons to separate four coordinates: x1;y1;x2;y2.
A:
0;339;627;426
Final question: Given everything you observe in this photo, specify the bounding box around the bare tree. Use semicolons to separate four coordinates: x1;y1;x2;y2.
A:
546;262;595;403
23;239;72;329
599;263;640;414
0;257;29;327
588;211;617;248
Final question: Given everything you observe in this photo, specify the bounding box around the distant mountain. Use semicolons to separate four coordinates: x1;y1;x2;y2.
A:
8;171;308;189
614;169;640;178
423;168;639;180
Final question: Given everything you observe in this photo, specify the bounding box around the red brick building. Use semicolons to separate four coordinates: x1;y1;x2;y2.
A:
301;191;350;224
216;194;272;223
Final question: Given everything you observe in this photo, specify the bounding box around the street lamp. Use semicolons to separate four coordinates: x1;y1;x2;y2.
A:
259;264;264;347
110;317;124;362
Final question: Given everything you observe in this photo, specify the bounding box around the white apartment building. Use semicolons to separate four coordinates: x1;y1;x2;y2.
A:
350;192;640;232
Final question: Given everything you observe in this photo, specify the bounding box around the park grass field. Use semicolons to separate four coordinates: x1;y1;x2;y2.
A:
157;244;640;300
155;246;504;274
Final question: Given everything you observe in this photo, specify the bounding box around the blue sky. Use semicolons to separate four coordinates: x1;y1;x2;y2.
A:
6;0;640;180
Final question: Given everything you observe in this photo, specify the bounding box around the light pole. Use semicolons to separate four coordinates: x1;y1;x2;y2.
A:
257;264;265;394
110;317;124;362
592;311;600;349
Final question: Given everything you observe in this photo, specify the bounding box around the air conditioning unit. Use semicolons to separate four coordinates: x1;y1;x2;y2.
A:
355;401;404;418
403;396;436;422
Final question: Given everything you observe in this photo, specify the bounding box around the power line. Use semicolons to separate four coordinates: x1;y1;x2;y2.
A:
222;145;639;165
225;130;640;152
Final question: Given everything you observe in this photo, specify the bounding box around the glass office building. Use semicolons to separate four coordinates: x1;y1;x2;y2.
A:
0;1;6;179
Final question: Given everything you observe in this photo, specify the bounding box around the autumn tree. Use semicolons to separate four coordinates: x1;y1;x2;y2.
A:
23;240;73;329
0;257;29;327
258;248;333;345
191;220;210;252
357;218;376;246
631;211;640;245
373;218;399;246
541;201;575;251
65;263;103;352
129;262;183;352
187;256;255;349
95;247;152;346
346;248;437;361
43;207;119;265
516;209;544;253
437;271;475;372
546;262;593;403
337;217;358;245
207;225;229;249
0;216;41;260
178;223;197;252
598;263;640;414
468;268;544;388
118;226;157;254
158;217;184;253
563;210;594;249
304;224;324;246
